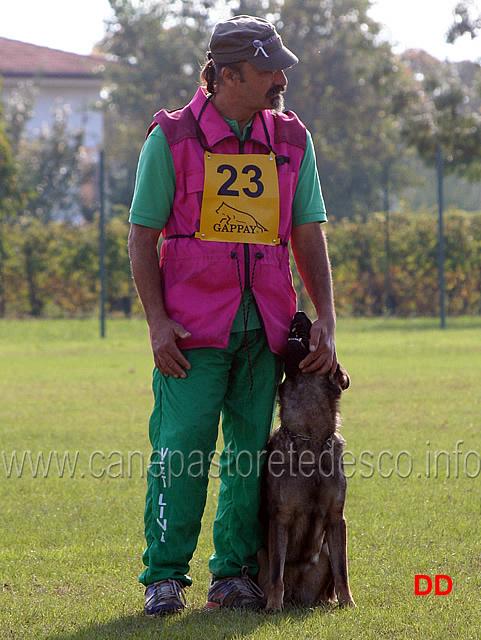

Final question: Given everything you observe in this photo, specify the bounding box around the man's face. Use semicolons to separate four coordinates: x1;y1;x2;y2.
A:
234;62;288;113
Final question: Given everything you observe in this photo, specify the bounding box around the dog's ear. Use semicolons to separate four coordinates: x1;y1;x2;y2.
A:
330;363;350;391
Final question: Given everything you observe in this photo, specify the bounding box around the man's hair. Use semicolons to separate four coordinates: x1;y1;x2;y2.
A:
199;59;245;94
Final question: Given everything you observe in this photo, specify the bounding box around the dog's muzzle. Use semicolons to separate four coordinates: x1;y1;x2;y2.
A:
284;311;312;379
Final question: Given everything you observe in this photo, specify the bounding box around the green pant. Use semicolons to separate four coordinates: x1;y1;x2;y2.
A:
140;329;282;587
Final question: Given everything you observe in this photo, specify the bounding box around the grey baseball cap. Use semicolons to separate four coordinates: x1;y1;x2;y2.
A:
208;15;298;72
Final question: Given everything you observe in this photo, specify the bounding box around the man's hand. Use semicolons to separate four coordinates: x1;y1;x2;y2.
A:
298;317;337;376
290;223;338;376
151;319;192;379
128;223;192;378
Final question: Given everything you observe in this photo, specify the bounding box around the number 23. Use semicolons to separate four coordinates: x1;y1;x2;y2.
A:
217;164;264;198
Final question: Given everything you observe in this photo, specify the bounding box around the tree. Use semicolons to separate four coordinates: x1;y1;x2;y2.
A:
400;51;481;326
3;87;87;315
277;0;418;220
4;82;87;224
0;105;19;217
0;89;23;316
99;0;224;208
447;1;481;43
16;110;85;224
401;52;481;182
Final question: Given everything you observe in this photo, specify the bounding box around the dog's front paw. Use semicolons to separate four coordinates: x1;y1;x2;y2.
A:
338;595;356;608
266;588;284;612
265;598;284;613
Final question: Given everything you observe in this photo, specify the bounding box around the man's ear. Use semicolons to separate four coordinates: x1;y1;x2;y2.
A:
221;65;242;86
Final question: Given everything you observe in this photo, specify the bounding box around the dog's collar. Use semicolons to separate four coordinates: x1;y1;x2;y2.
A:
280;425;333;452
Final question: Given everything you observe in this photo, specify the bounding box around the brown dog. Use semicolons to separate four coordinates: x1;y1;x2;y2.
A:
257;311;355;611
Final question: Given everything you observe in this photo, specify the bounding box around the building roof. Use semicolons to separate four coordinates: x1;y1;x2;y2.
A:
0;37;106;79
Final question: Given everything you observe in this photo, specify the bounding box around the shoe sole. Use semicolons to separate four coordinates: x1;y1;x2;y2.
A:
145;606;184;616
203;601;265;612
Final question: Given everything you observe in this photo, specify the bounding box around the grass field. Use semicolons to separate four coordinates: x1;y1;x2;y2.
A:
1;316;480;639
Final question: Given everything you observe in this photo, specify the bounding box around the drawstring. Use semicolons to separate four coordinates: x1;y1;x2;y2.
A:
258;110;290;167
231;250;264;392
258;112;272;152
195;93;215;152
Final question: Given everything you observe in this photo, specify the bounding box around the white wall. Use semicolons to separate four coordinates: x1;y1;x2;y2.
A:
1;76;104;150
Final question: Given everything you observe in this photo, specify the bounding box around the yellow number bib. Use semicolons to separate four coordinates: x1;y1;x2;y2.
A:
196;151;281;245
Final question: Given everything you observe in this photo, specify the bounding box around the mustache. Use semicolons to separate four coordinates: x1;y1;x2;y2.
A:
266;85;286;98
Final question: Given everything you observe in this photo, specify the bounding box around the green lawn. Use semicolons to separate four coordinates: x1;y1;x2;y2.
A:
1;317;480;639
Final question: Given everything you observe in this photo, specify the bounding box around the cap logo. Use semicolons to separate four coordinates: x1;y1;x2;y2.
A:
252;32;278;58
253;39;269;58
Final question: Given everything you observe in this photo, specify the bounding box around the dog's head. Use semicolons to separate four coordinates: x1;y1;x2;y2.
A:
284;311;312;379
284;311;350;390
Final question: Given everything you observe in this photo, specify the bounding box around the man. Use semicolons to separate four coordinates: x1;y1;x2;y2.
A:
128;15;337;615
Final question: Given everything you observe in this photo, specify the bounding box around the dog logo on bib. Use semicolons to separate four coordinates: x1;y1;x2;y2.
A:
214;202;268;235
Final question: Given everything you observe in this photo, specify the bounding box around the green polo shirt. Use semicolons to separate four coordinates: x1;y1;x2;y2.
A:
130;117;327;332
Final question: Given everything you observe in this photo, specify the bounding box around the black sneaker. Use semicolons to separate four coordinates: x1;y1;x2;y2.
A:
204;567;265;610
144;579;186;616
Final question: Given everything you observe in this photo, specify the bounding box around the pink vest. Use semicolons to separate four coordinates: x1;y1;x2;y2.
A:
151;87;307;357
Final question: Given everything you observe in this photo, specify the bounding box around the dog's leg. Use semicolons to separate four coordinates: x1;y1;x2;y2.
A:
315;542;336;603
266;517;289;611
326;516;355;607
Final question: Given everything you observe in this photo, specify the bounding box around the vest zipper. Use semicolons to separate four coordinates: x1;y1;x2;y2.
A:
235;132;266;391
231;248;264;392
238;138;250;292
243;248;250;293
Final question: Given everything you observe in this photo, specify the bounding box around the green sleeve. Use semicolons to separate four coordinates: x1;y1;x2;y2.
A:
291;131;327;227
129;126;176;230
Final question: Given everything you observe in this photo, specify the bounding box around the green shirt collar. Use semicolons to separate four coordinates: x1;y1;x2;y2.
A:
223;116;255;141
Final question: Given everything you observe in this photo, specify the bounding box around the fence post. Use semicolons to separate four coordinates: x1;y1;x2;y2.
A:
99;149;106;338
437;145;446;329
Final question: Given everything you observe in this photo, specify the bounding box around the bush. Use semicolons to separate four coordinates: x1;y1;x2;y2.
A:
0;212;139;318
324;209;481;317
0;209;480;318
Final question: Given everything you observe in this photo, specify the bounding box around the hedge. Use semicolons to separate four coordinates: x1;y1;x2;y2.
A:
0;209;480;318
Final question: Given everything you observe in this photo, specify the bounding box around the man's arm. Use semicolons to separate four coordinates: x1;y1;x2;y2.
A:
128;223;191;378
290;222;337;376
